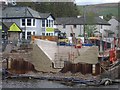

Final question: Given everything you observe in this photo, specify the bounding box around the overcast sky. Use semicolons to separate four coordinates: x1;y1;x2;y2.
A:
75;0;120;5
0;0;119;4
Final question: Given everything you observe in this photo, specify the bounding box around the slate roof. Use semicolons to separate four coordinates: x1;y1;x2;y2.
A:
0;22;8;32
3;22;13;28
2;6;54;19
55;16;110;25
2;22;22;32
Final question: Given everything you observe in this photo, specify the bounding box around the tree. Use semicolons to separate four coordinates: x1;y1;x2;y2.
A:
103;13;113;21
17;2;79;17
85;25;97;37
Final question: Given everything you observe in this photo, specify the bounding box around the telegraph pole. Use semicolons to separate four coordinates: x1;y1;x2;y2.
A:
83;6;86;43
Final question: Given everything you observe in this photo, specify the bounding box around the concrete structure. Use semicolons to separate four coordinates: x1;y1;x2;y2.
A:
34;39;99;69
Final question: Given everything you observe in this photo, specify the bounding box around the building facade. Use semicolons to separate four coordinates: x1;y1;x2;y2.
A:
2;6;55;40
55;16;111;38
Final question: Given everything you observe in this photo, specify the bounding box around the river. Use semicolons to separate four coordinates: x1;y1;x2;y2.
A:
2;79;120;89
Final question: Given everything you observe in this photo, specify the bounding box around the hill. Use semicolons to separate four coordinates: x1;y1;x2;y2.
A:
77;3;119;17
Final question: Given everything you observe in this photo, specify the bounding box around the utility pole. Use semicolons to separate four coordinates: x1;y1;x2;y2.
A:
83;6;86;43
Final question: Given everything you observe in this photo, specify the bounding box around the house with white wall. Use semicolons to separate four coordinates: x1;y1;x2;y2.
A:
55;16;110;38
108;16;119;38
2;6;55;40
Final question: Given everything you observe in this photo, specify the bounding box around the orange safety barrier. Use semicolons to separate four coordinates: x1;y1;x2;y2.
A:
109;49;116;63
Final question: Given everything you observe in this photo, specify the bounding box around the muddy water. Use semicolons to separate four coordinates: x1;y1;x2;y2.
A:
2;79;120;88
2;79;70;88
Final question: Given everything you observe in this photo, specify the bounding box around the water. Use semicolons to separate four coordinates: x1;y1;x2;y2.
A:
2;79;70;88
2;79;120;88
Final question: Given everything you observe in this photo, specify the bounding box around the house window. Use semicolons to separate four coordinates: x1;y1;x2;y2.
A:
101;25;103;29
46;20;48;27
63;25;66;28
27;19;32;26
22;32;25;39
22;19;25;26
33;32;35;35
50;20;53;27
46;19;54;27
73;25;77;28
21;19;35;27
27;32;31;40
46;33;49;36
33;19;35;26
42;19;45;27
42;33;45;36
50;33;53;36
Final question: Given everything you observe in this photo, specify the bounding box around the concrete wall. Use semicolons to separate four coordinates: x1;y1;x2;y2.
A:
32;44;59;72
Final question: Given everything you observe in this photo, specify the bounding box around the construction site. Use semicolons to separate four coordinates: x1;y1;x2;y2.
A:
1;28;120;86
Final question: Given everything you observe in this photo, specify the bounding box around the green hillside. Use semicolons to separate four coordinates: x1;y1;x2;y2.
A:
77;3;119;18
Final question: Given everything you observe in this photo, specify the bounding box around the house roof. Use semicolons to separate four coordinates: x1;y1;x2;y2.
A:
2;22;22;32
2;6;54;19
55;16;110;25
0;22;8;32
39;13;50;18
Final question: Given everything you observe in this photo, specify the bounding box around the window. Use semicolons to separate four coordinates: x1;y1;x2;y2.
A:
27;19;32;26
46;33;49;36
50;33;53;36
46;19;54;27
33;32;35;35
63;25;66;28
21;19;35;27
48;33;50;36
46;20;48;27
27;32;31;40
50;20;53;27
42;33;45;36
73;25;76;28
33;19;35;26
101;25;103;29
22;32;25;39
22;19;25;26
42;19;45;27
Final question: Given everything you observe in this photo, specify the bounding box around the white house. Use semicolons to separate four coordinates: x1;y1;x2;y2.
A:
2;6;55;40
55;16;111;38
108;16;119;38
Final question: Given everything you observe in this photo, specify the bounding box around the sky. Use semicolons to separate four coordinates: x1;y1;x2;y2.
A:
0;0;119;5
75;0;120;5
